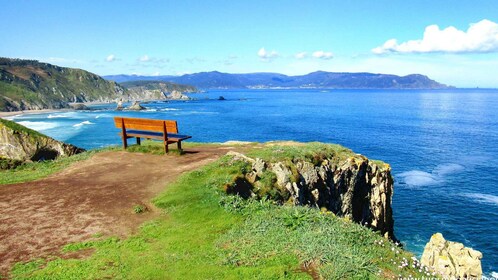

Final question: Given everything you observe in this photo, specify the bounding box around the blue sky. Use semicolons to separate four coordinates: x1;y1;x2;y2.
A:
1;0;498;87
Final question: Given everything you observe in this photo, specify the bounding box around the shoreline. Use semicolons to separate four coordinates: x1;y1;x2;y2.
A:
0;101;113;118
0;109;72;118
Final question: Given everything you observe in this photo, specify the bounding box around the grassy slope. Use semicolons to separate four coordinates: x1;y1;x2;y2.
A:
0;58;126;111
6;143;429;279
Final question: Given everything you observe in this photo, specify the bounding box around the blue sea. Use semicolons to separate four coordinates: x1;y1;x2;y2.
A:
6;89;498;275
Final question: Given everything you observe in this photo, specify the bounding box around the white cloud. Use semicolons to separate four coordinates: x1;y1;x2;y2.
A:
295;52;308;59
106;54;116;62
312;50;333;60
372;19;498;54
151;71;161;76
258;47;279;61
139;55;150;62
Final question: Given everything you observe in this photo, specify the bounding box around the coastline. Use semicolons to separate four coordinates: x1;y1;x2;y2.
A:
0;109;70;119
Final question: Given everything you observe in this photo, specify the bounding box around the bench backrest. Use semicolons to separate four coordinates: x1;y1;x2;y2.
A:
114;117;179;134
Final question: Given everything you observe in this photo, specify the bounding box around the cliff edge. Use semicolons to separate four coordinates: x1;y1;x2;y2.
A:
0;119;84;162
225;143;394;239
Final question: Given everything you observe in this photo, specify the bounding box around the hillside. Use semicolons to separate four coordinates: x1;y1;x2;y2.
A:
121;80;198;100
0;58;130;111
105;70;451;89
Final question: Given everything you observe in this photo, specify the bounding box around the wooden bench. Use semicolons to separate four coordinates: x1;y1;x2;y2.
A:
114;117;192;153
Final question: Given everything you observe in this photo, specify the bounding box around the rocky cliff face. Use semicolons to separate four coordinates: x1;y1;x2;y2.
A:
226;151;395;239
0;119;84;161
120;80;197;101
421;233;482;279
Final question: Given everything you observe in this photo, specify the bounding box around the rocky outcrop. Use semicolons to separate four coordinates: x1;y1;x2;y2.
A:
421;233;482;279
126;101;146;111
226;151;395;239
0;119;84;161
166;90;190;100
116;100;124;111
69;103;90;110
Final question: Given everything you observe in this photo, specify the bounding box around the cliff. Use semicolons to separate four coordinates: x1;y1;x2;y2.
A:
0;118;84;162
120;80;197;100
225;142;395;239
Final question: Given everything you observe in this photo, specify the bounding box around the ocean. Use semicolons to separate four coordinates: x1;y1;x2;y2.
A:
6;88;498;275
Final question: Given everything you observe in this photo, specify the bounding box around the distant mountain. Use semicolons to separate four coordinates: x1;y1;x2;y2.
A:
104;71;450;89
0;58;129;111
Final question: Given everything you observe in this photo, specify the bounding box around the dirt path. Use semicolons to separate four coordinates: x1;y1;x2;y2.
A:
0;145;242;276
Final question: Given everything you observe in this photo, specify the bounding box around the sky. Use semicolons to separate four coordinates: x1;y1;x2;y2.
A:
1;0;498;87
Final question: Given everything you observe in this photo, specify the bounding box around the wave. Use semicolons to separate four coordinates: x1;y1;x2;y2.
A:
47;112;75;119
397;170;439;186
17;121;58;131
160;108;180;111
73;120;95;127
491;271;498;278
462;193;498;206
4;114;23;120
397;163;465;187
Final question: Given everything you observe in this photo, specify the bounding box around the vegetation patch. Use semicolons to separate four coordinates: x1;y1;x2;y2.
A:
10;143;423;279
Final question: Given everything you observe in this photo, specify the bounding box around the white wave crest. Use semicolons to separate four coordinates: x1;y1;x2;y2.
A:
491;271;498;278
397;171;439;186
47;113;74;119
73;120;95;127
160;108;180;111
433;163;465;176
17;121;58;131
462;193;498;206
397;163;466;187
4;114;23;120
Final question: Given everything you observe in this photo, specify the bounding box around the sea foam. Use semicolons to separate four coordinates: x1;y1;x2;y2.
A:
73;120;95;127
462;193;498;206
17;121;58;131
397;163;465;187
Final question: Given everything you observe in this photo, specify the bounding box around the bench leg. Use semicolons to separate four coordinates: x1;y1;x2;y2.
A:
177;141;182;152
136;137;141;145
122;137;128;149
164;142;169;154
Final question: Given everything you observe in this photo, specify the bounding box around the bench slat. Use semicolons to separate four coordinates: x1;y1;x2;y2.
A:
113;116;191;153
114;117;178;133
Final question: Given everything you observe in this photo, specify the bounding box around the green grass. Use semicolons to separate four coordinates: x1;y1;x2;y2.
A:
246;142;355;165
0;118;45;139
10;146;429;279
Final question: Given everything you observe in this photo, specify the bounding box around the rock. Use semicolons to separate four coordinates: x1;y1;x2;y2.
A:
69;103;90;110
0;119;85;162
226;151;395;239
116;100;124;111
166;90;190;100
421;233;482;279
218;96;226;100
126;101;146;111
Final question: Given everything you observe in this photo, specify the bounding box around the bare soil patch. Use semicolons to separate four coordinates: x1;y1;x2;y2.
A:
0;145;241;276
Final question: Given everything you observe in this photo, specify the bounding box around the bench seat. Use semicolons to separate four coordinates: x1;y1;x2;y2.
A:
114;116;192;153
124;130;192;141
